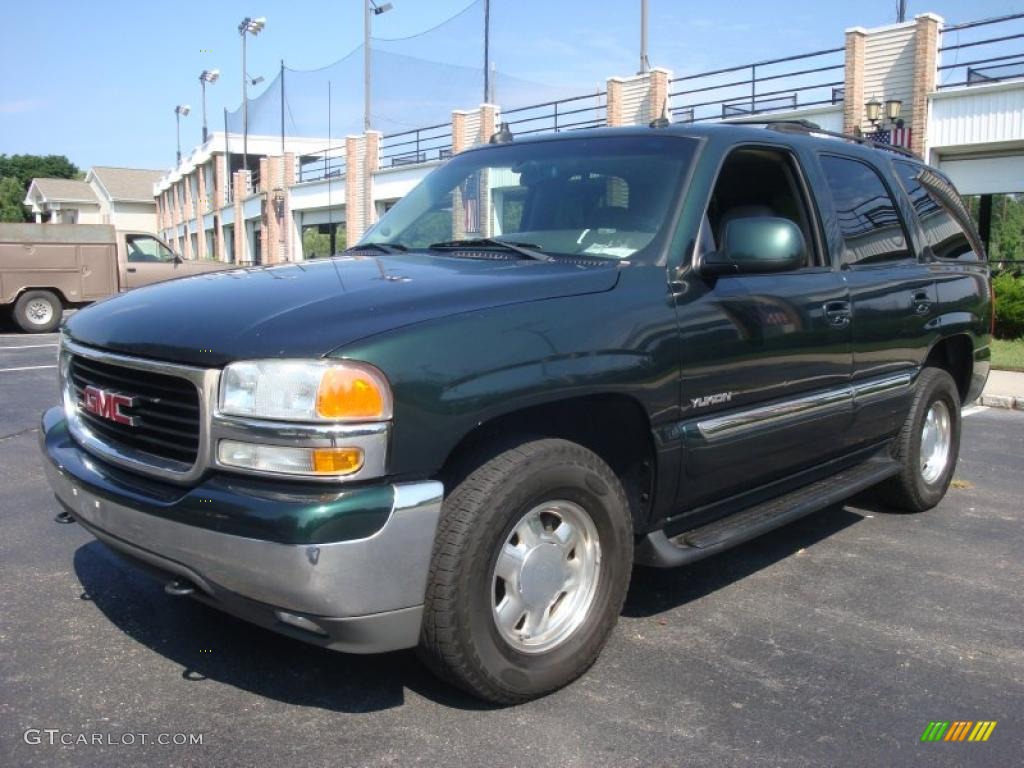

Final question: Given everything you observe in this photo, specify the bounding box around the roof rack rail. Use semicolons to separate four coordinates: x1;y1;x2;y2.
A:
761;119;918;158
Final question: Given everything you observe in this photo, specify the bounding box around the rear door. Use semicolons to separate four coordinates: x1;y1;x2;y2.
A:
815;152;937;448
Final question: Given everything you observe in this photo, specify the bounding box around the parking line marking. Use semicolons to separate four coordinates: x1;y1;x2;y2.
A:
962;405;988;417
0;344;58;350
0;365;57;372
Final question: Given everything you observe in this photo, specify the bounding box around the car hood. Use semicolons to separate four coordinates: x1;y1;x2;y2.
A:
65;253;620;366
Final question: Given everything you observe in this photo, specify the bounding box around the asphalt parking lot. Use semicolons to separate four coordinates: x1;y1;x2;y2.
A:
1;327;1021;768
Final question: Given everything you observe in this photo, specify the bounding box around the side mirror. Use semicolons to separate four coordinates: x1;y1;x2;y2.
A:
702;217;806;276
173;253;184;264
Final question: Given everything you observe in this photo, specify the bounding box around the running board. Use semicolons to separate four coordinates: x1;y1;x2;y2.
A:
635;457;900;568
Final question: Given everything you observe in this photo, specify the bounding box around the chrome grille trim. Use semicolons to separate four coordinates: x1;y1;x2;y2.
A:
60;337;219;484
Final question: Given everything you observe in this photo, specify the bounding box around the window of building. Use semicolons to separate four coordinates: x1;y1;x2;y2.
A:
893;161;979;261
820;155;910;266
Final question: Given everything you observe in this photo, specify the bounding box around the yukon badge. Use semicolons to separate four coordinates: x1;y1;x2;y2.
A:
690;392;733;409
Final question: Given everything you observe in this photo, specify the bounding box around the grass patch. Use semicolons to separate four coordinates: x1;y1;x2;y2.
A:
991;338;1024;372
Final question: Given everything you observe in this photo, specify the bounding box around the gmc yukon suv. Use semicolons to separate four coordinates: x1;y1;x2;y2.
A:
40;123;992;704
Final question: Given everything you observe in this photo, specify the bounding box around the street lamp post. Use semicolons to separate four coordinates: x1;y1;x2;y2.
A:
199;69;220;144
174;105;191;165
364;1;393;131
238;16;266;171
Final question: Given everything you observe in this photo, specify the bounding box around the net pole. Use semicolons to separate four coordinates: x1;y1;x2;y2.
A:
280;60;286;154
484;0;491;103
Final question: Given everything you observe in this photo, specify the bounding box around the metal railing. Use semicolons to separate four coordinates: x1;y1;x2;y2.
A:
938;12;1024;89
380;122;452;168
501;91;607;137
668;46;845;123
296;146;347;184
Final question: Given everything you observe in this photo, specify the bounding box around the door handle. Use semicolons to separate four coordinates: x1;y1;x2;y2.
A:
127;267;137;273
823;301;851;328
912;291;933;315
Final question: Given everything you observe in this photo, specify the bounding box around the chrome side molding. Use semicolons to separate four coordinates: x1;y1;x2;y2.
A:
695;371;915;442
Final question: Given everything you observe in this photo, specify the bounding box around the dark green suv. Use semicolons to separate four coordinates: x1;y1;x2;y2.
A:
41;122;992;703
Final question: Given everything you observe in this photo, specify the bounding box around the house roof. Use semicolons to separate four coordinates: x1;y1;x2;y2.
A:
88;166;163;202
26;178;98;204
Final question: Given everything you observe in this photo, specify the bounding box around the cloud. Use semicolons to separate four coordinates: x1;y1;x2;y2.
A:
0;99;46;114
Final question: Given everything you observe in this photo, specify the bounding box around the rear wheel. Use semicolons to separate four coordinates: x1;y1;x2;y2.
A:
877;367;961;512
419;438;633;704
13;290;62;333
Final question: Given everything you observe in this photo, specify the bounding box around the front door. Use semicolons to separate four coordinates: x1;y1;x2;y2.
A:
674;144;854;513
123;233;184;289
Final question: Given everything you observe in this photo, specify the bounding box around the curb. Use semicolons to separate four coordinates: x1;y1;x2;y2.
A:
979;394;1024;410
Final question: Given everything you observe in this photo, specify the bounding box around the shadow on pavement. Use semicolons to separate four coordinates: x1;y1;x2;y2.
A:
624;504;867;617
72;541;494;713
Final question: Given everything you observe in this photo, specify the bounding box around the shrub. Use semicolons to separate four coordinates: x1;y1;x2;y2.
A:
993;272;1024;339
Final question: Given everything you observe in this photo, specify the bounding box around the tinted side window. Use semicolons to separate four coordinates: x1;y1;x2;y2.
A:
893;161;979;260
820;155;910;266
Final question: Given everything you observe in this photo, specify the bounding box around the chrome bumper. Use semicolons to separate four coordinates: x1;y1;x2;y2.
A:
40;407;444;653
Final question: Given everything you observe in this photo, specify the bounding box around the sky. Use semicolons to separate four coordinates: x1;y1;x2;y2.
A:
1;0;1019;173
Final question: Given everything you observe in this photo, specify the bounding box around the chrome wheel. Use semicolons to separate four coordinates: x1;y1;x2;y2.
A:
26;298;54;326
920;400;952;485
491;500;601;654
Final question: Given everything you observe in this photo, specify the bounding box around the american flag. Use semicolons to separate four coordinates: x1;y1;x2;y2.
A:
867;126;912;149
461;173;481;234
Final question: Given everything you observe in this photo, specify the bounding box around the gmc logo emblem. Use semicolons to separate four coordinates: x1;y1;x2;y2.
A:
81;385;137;426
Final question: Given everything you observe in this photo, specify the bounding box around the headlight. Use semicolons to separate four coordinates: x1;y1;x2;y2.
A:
219;360;392;422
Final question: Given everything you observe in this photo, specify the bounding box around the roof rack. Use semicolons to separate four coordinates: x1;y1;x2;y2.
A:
760;119;918;158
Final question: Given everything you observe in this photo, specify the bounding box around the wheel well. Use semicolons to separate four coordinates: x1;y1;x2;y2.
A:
438;394;656;531
924;334;973;403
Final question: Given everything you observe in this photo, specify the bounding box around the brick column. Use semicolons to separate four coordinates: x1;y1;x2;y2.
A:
233;171;247;264
345;135;363;247
283;153;296;261
911;13;942;159
843;27;867;135
195;164;207;260
451;111;468;154
606;68;671;127
214;156;227;261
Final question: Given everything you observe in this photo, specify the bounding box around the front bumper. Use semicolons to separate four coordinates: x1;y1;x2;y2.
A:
40;406;444;653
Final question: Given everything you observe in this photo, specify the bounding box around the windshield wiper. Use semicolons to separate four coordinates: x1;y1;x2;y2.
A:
428;237;551;262
347;242;408;254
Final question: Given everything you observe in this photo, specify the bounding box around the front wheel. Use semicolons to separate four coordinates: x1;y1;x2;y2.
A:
877;367;961;512
419;438;633;704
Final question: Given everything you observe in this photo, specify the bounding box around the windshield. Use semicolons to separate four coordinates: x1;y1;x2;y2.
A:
360;135;698;262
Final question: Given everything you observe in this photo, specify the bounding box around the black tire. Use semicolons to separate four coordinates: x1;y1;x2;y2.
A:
877;367;961;512
419;438;633;704
13;290;62;333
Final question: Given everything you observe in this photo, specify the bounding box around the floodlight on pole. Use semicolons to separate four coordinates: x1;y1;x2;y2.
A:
174;105;191;165
239;16;267;172
199;69;220;143
365;1;394;131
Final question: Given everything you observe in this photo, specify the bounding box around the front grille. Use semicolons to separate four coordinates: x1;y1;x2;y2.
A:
69;355;201;466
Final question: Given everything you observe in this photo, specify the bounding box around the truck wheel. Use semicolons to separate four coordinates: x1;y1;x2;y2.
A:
419;438;633;704
877;367;961;512
13;290;62;333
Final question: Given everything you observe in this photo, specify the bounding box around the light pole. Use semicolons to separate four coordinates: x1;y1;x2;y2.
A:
238;16;266;171
175;105;191;165
364;1;393;131
199;69;220;144
639;0;650;73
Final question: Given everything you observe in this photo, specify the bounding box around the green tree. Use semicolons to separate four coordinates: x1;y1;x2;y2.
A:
0;154;82;222
0;176;26;222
